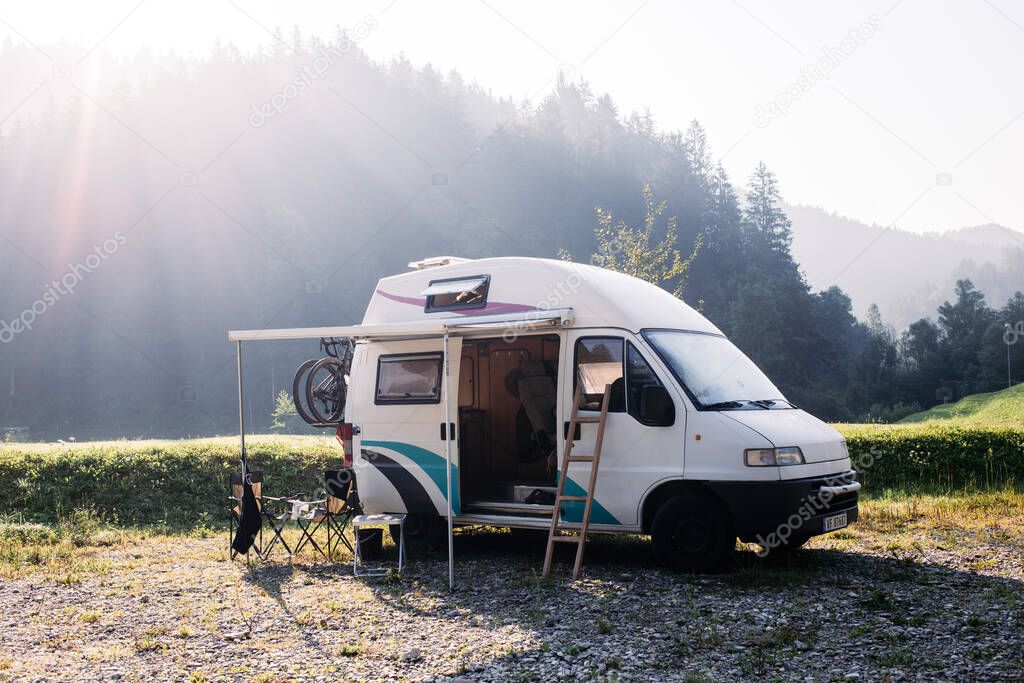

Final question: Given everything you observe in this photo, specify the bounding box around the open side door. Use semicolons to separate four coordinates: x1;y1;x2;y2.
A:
350;337;462;518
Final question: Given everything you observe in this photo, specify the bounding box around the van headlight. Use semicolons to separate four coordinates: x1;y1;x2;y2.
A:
745;447;805;466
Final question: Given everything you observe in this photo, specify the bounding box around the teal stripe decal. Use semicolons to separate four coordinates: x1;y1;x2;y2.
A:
362;440;461;515
558;473;620;525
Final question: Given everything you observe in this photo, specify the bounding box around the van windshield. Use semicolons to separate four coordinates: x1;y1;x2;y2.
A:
643;330;790;410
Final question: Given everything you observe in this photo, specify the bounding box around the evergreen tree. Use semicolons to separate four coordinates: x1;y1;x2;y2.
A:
1003;292;1024;385
682;120;712;187
743;162;793;253
937;279;996;394
977;291;1024;387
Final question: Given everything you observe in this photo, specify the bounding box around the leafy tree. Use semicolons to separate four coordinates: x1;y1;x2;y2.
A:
901;318;942;369
587;182;702;297
270;391;302;433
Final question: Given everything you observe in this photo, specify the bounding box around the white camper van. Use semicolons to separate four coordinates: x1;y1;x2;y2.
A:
235;256;860;571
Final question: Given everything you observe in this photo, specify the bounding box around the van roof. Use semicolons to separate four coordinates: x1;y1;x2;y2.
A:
363;256;721;335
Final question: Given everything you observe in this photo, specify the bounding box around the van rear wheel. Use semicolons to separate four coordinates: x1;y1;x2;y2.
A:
651;493;734;573
390;514;445;555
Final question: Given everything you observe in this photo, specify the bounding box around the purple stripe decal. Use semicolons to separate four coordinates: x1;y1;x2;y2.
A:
474;302;539;314
376;289;539;316
376;289;426;307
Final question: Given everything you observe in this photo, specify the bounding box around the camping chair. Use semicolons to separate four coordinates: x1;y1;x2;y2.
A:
289;498;329;558
324;469;357;557
228;471;293;561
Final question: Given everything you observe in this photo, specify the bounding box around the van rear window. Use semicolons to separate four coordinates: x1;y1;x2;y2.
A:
422;275;489;312
375;353;443;404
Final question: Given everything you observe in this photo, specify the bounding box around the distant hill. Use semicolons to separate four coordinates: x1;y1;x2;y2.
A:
899;383;1024;427
787;204;1024;329
943;224;1024;249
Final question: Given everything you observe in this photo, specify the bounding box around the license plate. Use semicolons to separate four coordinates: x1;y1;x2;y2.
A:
823;512;848;532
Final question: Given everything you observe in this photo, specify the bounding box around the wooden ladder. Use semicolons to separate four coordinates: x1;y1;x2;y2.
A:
542;383;611;579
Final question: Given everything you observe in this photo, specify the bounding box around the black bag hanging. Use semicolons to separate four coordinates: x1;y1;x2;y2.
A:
231;469;261;555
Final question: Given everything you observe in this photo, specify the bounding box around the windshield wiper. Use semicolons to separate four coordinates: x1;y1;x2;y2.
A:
754;398;797;409
703;399;772;411
703;400;748;410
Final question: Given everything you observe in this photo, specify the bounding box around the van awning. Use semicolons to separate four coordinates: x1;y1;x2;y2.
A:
227;308;574;342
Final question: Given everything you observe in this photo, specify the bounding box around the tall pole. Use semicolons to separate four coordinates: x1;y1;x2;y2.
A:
236;340;248;480
1006;323;1013;389
442;328;454;591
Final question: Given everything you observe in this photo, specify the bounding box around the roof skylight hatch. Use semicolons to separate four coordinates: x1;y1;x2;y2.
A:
421;275;490;312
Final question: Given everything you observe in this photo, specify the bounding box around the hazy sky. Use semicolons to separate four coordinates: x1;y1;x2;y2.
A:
2;0;1022;234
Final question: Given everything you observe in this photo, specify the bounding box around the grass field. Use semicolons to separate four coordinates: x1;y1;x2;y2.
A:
899;382;1024;427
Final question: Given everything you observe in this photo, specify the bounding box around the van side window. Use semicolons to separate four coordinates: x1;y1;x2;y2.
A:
574;337;625;411
626;342;672;425
422;275;490;313
375;353;443;404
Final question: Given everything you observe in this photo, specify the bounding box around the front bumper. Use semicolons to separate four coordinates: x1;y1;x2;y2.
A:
706;469;860;542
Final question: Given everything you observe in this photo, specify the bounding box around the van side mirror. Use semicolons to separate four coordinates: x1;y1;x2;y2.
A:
638;385;674;426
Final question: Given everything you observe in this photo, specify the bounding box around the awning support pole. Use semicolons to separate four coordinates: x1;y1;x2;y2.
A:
236;340;248;481
442;328;454;591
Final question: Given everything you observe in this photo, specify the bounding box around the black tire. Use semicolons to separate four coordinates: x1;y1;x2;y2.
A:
651;493;734;573
306;357;346;424
390;514;445;555
292;358;319;426
356;527;383;560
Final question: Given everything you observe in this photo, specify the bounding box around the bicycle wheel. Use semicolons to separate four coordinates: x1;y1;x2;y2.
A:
292;358;319;426
306;357;346;424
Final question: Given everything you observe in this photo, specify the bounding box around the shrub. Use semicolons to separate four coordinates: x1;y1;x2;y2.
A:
0;521;59;545
0;438;340;528
837;424;1024;492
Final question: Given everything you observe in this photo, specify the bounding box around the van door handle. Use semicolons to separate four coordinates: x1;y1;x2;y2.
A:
563;421;581;441
440;422;456;441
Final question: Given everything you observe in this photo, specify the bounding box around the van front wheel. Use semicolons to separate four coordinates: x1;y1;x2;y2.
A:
651;493;734;573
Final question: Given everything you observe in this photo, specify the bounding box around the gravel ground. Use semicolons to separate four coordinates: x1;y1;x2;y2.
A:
0;514;1022;682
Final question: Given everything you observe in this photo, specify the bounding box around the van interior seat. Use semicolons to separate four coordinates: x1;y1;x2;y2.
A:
516;360;557;454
